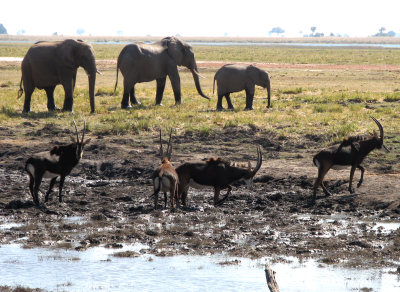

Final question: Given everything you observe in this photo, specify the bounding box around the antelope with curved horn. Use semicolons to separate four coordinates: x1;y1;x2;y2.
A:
312;116;389;204
25;119;91;205
176;145;262;206
152;129;179;209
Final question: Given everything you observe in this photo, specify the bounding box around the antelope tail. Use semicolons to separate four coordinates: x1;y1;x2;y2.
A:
213;76;216;95
113;62;119;94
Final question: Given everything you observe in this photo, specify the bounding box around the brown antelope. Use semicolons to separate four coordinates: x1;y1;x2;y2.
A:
152;129;179;209
25;120;90;205
312;116;389;204
176;145;262;206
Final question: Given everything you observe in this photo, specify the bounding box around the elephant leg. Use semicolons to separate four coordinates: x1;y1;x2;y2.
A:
225;93;234;109
244;88;255;110
129;86;141;106
155;77;167;105
168;70;182;104
44;86;60;111
22;87;35;113
217;95;224;110
62;81;74;112
121;78;133;109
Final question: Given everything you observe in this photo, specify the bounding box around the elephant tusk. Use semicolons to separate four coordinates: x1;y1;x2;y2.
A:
191;69;206;79
96;69;103;75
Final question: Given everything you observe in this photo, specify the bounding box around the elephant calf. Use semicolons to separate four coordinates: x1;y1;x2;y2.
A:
213;64;271;110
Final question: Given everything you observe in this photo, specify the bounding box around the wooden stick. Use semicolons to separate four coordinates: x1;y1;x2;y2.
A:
265;262;280;292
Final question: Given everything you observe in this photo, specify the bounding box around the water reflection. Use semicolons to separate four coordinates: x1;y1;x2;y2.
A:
0;244;399;291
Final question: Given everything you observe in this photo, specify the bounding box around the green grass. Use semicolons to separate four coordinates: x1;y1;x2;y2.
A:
2;42;400;65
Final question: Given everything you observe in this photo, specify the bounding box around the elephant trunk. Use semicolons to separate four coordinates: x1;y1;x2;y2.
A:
190;65;210;100
88;70;96;113
266;78;271;108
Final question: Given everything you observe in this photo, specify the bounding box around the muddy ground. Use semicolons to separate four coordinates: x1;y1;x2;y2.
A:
1;125;400;270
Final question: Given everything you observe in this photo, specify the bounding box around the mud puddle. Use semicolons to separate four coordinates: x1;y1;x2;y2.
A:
1;244;399;292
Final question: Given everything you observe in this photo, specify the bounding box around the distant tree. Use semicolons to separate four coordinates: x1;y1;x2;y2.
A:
77;28;85;35
17;29;26;35
298;30;302;36
117;31;123;36
0;23;7;34
311;26;316;35
330;32;335;36
343;34;349;37
336;33;342;37
269;27;285;36
314;32;324;37
52;32;58;35
224;32;228;37
387;30;395;37
379;27;386;34
176;34;181;37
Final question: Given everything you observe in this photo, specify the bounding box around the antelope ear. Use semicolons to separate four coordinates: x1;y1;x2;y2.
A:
83;139;91;145
71;136;77;143
353;142;361;152
248;161;252;170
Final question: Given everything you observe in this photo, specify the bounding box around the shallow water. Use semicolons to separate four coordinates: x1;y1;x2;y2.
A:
1;41;400;48
0;244;399;292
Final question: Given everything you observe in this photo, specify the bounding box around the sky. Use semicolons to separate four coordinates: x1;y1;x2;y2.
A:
1;0;399;38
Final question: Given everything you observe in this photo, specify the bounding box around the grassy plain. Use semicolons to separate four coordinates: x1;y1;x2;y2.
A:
1;39;400;157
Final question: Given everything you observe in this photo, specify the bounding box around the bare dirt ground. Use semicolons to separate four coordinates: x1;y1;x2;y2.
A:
1;124;400;269
1;58;400;272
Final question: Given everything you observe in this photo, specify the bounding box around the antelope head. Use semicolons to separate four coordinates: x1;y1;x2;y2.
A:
243;145;263;189
370;116;389;153
159;129;173;162
70;119;91;159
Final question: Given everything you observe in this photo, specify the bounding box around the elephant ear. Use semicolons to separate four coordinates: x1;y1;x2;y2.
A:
246;65;262;85
55;39;76;69
167;37;184;66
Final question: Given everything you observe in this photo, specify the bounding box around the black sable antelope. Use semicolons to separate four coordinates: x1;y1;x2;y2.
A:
312;116;389;204
25;120;90;205
176;146;262;206
152;129;179;209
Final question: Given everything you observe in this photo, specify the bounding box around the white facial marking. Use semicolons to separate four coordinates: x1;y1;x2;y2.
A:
244;178;253;189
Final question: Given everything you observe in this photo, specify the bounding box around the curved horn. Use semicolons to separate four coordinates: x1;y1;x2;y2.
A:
73;119;79;143
252;145;262;176
370;116;384;141
81;119;86;143
168;128;173;155
190;68;206;79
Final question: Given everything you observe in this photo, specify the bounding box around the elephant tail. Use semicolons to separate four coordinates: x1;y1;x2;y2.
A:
17;77;23;99
213;76;216;95
113;63;119;94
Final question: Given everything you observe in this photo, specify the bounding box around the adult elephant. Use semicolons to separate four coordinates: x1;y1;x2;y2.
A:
114;36;210;109
213;64;271;110
18;39;101;113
